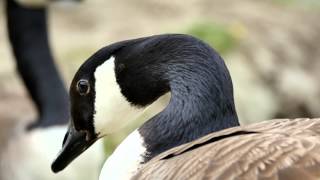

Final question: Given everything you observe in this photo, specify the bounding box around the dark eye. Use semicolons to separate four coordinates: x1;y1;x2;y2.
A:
77;79;90;96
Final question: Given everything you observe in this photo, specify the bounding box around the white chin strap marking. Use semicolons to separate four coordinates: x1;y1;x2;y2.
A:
94;56;170;180
94;56;144;136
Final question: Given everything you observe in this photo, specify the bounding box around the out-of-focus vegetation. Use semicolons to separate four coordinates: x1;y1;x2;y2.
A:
62;47;98;76
186;22;239;54
274;0;320;8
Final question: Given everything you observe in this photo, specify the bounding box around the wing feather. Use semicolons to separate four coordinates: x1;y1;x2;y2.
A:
133;118;320;180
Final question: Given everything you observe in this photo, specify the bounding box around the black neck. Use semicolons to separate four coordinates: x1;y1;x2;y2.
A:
6;0;69;129
138;43;239;162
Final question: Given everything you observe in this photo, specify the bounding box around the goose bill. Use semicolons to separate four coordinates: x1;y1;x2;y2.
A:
51;124;97;173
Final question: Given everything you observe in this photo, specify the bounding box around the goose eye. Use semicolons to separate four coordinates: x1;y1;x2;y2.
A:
77;79;90;96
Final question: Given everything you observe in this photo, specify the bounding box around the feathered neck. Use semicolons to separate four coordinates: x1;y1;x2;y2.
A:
138;43;239;162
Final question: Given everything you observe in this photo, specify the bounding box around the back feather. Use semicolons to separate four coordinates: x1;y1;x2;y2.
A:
133;118;320;180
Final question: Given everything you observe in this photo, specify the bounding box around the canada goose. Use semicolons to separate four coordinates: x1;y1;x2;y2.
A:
51;34;320;180
0;1;104;179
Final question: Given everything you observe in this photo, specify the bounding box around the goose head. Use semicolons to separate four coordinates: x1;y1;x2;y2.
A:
51;34;239;174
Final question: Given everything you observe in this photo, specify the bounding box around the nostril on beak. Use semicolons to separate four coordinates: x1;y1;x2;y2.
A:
80;130;91;141
62;132;69;146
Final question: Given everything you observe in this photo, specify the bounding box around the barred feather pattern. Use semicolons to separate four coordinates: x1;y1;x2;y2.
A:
133;118;320;180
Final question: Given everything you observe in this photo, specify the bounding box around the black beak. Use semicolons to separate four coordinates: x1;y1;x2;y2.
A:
51;124;97;173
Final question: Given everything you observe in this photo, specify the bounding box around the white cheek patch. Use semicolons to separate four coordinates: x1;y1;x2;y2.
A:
93;56;170;136
94;56;143;135
94;56;170;179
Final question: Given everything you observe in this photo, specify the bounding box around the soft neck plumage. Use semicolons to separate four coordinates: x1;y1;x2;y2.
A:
138;47;239;162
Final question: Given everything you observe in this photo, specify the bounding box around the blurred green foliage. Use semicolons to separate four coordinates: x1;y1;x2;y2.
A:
186;22;239;54
103;133;126;155
273;0;320;9
63;47;96;64
63;47;96;71
103;114;148;155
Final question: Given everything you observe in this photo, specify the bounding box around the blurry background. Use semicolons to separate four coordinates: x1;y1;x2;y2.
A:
0;0;319;171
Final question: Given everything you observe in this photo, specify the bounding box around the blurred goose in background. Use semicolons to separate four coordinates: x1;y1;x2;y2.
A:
51;34;320;180
15;0;82;7
0;122;104;180
0;0;104;180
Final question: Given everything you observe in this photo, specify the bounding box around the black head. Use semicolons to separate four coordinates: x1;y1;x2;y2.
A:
51;34;239;172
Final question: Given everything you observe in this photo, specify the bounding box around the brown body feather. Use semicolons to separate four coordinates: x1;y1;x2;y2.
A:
133;118;320;180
